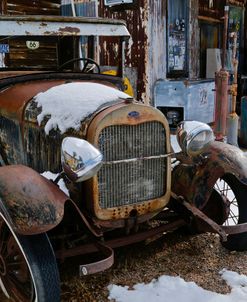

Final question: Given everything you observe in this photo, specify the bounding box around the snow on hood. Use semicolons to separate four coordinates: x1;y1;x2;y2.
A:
34;82;130;134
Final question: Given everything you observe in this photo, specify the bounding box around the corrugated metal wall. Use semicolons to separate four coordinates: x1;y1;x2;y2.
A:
98;0;166;104
98;0;148;102
0;0;60;15
146;0;166;103
189;0;200;78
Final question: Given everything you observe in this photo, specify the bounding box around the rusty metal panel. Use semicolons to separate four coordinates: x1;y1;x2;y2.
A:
0;80;66;121
98;1;167;104
0;165;68;235
0;116;24;165
189;0;200;78
23;123;63;173
0;15;130;37
172;141;247;209
86;102;171;221
98;0;148;101
147;0;167;104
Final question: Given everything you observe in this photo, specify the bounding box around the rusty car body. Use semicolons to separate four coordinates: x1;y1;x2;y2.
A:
1;15;247;302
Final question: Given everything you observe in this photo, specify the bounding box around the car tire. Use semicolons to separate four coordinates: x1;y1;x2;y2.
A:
213;174;247;251
0;212;60;301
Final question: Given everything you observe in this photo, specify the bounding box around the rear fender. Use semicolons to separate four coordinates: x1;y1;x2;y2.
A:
172;141;247;209
0;165;69;235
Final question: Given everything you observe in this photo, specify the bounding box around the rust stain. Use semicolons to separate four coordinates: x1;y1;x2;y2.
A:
58;26;80;34
98;0;148;101
172;141;247;210
0;80;66;121
86;102;171;221
0;165;68;235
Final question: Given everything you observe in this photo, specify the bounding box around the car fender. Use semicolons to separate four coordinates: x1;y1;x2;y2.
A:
172;141;247;209
0;165;69;235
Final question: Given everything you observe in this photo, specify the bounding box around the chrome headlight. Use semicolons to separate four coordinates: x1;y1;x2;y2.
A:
61;137;103;182
176;121;214;156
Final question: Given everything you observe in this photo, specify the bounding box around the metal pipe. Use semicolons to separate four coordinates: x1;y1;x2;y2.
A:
214;6;230;141
222;6;229;70
70;0;76;17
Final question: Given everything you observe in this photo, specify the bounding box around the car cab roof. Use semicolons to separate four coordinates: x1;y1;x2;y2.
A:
0;15;130;38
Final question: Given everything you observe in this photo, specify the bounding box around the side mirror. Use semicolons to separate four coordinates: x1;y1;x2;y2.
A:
176;121;215;156
61;137;103;182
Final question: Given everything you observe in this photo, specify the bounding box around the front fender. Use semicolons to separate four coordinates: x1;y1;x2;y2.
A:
0;165;69;235
172;141;247;209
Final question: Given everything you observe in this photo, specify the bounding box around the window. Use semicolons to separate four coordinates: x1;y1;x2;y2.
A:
167;0;188;78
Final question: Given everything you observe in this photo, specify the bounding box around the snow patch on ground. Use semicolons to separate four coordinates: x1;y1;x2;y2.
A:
34;82;130;134
108;270;247;302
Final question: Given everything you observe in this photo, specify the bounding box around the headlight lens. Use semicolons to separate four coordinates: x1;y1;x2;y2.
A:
61;137;103;182
176;121;214;156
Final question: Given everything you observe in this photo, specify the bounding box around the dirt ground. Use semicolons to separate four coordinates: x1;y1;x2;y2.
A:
0;230;246;301
60;231;247;302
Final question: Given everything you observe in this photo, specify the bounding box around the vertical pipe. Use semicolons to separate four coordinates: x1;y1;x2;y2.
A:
70;0;76;17
222;6;229;70
214;70;229;140
226;32;239;146
214;6;229;141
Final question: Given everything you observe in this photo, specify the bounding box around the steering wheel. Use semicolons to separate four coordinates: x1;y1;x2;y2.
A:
59;57;101;73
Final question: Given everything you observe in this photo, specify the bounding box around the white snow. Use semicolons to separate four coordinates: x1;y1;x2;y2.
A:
108;270;247;302
34;82;130;134
170;134;181;153
41;171;69;196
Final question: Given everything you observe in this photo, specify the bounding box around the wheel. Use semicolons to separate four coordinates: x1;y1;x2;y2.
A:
59;57;101;73
0;212;60;301
213;174;247;251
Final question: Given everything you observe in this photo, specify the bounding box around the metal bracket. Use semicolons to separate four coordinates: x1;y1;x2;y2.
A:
79;242;114;276
171;193;227;241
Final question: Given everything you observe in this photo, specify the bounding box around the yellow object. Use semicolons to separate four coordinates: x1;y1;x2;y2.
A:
102;70;134;97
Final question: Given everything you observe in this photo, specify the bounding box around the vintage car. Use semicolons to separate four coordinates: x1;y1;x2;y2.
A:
0;15;247;302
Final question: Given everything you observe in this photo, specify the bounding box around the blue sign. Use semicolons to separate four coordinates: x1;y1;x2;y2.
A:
0;44;9;53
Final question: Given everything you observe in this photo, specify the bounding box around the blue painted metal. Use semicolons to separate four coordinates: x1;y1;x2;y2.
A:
154;79;215;124
240;96;247;147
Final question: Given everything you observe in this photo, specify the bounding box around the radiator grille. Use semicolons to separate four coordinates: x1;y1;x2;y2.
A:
97;122;167;209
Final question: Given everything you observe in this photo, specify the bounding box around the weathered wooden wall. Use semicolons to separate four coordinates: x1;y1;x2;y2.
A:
0;0;60;15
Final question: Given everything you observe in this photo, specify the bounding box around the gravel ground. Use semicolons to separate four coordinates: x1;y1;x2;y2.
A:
0;230;246;301
60;231;247;302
